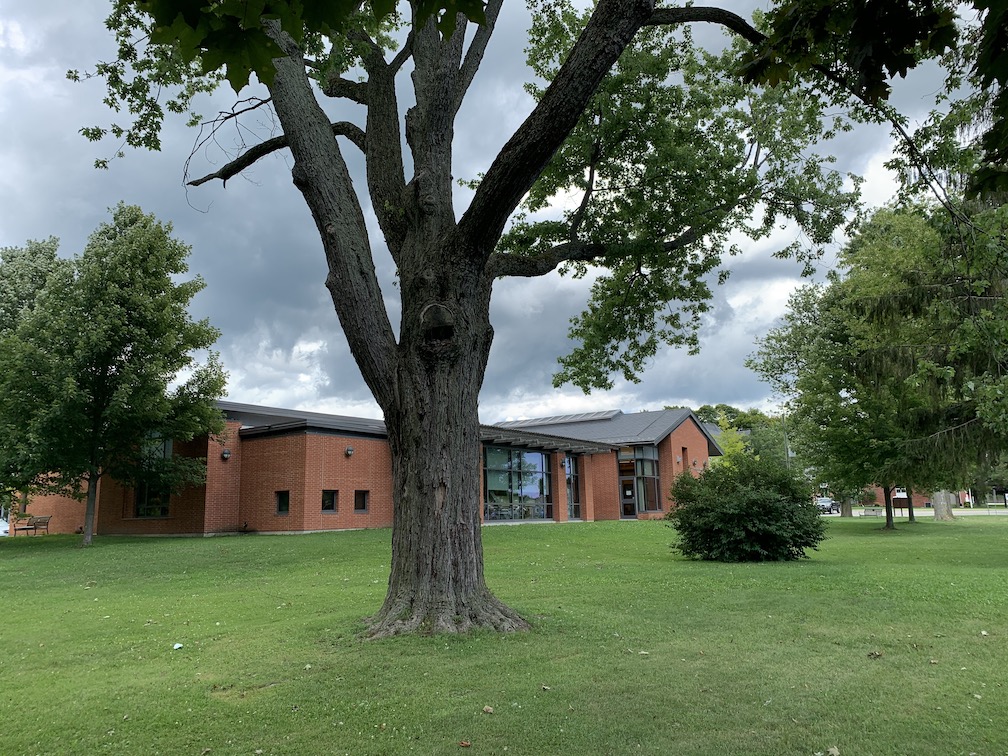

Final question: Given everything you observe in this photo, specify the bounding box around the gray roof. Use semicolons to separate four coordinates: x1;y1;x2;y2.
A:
499;408;723;456
217;400;613;453
219;400;388;439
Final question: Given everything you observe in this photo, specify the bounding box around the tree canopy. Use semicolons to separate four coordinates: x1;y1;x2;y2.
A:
0;204;227;545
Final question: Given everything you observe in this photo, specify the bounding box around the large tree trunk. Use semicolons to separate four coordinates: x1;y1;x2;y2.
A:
883;485;895;530
366;251;529;637
932;490;956;521
906;488;916;523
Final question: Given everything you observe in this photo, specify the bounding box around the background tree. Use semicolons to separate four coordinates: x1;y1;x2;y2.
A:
751;205;1008;527
76;0;985;635
0;239;68;520
0;204;227;546
693;404;797;470
0;238;65;333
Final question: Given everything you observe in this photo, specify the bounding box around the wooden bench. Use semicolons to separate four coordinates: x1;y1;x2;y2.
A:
861;506;884;517
12;515;51;536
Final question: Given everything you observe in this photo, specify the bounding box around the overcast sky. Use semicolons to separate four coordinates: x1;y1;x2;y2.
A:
0;2;945;423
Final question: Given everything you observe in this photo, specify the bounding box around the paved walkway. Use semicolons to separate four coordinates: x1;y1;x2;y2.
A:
841;506;1008;518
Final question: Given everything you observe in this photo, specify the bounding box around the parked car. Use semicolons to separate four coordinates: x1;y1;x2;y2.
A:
815;497;840;514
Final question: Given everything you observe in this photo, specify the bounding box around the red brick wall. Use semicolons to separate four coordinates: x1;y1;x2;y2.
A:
580;454;596;522
204;422;243;533
299;433;393;531
96;437;209;535
552;451;568;522
661;418;709;506
238;433;308;532
15;489;87;535
590;450;620;520
236;431;393;533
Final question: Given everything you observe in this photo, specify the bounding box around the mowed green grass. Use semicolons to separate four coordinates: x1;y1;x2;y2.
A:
2;518;1007;755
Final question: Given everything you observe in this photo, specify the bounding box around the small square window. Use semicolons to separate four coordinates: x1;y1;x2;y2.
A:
322;489;338;513
276;490;290;515
354;490;369;513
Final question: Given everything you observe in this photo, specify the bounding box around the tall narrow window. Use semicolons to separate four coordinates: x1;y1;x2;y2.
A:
322;490;338;513
636;445;661;512
276;490;290;515
354;490;369;513
135;433;173;518
565;454;582;520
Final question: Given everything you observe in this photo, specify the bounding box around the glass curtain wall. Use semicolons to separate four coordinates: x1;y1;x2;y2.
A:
484;446;553;521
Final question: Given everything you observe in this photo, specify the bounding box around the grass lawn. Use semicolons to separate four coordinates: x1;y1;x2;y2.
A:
2;518;1006;755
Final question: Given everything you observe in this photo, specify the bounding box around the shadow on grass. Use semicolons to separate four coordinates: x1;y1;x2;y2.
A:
828;517;995;538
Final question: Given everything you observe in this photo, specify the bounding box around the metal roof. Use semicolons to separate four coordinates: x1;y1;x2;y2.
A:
218;400;388;439
500;408;723;455
217;400;613;453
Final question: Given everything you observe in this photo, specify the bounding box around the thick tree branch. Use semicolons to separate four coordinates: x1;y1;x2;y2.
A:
355;24;410;262
390;31;414;73
402;14;466;258
644;6;764;45
487;241;605;279
263;22;397;405
488;221;716;279
458;0;657;258
453;0;503;116
187;121;366;186
458;1;776;261
322;75;369;103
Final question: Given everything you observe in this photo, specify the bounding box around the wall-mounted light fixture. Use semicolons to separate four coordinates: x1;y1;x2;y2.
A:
345;446;355;458
221;448;232;461
692;458;698;467
676;455;683;463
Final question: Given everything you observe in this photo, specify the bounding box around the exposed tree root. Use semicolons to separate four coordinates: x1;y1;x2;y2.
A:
364;590;531;639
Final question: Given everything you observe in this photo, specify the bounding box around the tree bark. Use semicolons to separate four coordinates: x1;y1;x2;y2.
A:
932;490;957;521
883;485;895;530
906;488;916;523
367;258;528;637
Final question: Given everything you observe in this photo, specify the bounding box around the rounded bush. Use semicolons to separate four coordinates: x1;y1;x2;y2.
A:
665;454;826;561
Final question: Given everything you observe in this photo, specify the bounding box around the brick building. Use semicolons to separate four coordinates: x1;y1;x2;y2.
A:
15;402;721;536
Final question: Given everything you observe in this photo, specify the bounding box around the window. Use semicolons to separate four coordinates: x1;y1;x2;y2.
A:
135;481;170;518
322;490;338;513
618;445;661;516
354;490;369;513
276;490;290;515
134;434;173;518
565;454;582;520
483;446;553;521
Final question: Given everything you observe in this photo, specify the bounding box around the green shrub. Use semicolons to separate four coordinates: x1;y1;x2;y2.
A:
665;454;826;561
